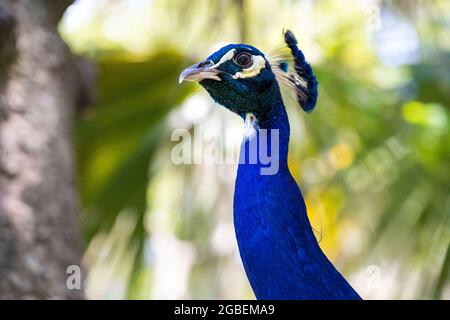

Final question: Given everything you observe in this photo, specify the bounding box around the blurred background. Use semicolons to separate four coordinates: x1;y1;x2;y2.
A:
58;0;449;299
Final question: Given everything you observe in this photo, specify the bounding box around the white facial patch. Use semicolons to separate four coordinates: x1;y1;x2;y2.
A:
212;49;236;69
243;113;258;140
209;49;266;81
233;55;266;79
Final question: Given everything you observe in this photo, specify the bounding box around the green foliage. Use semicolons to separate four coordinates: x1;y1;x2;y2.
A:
75;52;194;297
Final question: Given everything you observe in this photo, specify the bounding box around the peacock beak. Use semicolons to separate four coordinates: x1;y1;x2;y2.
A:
179;59;221;83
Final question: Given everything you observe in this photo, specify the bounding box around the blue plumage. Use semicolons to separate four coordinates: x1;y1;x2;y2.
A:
234;102;360;299
179;30;361;300
283;30;318;112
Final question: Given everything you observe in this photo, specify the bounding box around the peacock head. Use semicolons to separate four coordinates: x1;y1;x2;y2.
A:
179;30;318;120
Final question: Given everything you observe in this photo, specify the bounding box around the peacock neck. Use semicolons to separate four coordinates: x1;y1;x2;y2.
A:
238;88;291;173
235;95;314;240
233;91;361;300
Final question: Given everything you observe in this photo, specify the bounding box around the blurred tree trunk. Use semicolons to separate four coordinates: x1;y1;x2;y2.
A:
0;0;85;299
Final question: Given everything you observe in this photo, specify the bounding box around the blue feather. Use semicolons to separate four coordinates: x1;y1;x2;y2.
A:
283;30;318;112
234;93;361;300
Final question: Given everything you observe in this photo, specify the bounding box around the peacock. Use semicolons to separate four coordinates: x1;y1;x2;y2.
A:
179;30;361;300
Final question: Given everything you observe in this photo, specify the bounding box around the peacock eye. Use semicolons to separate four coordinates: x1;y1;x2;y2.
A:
233;52;253;68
